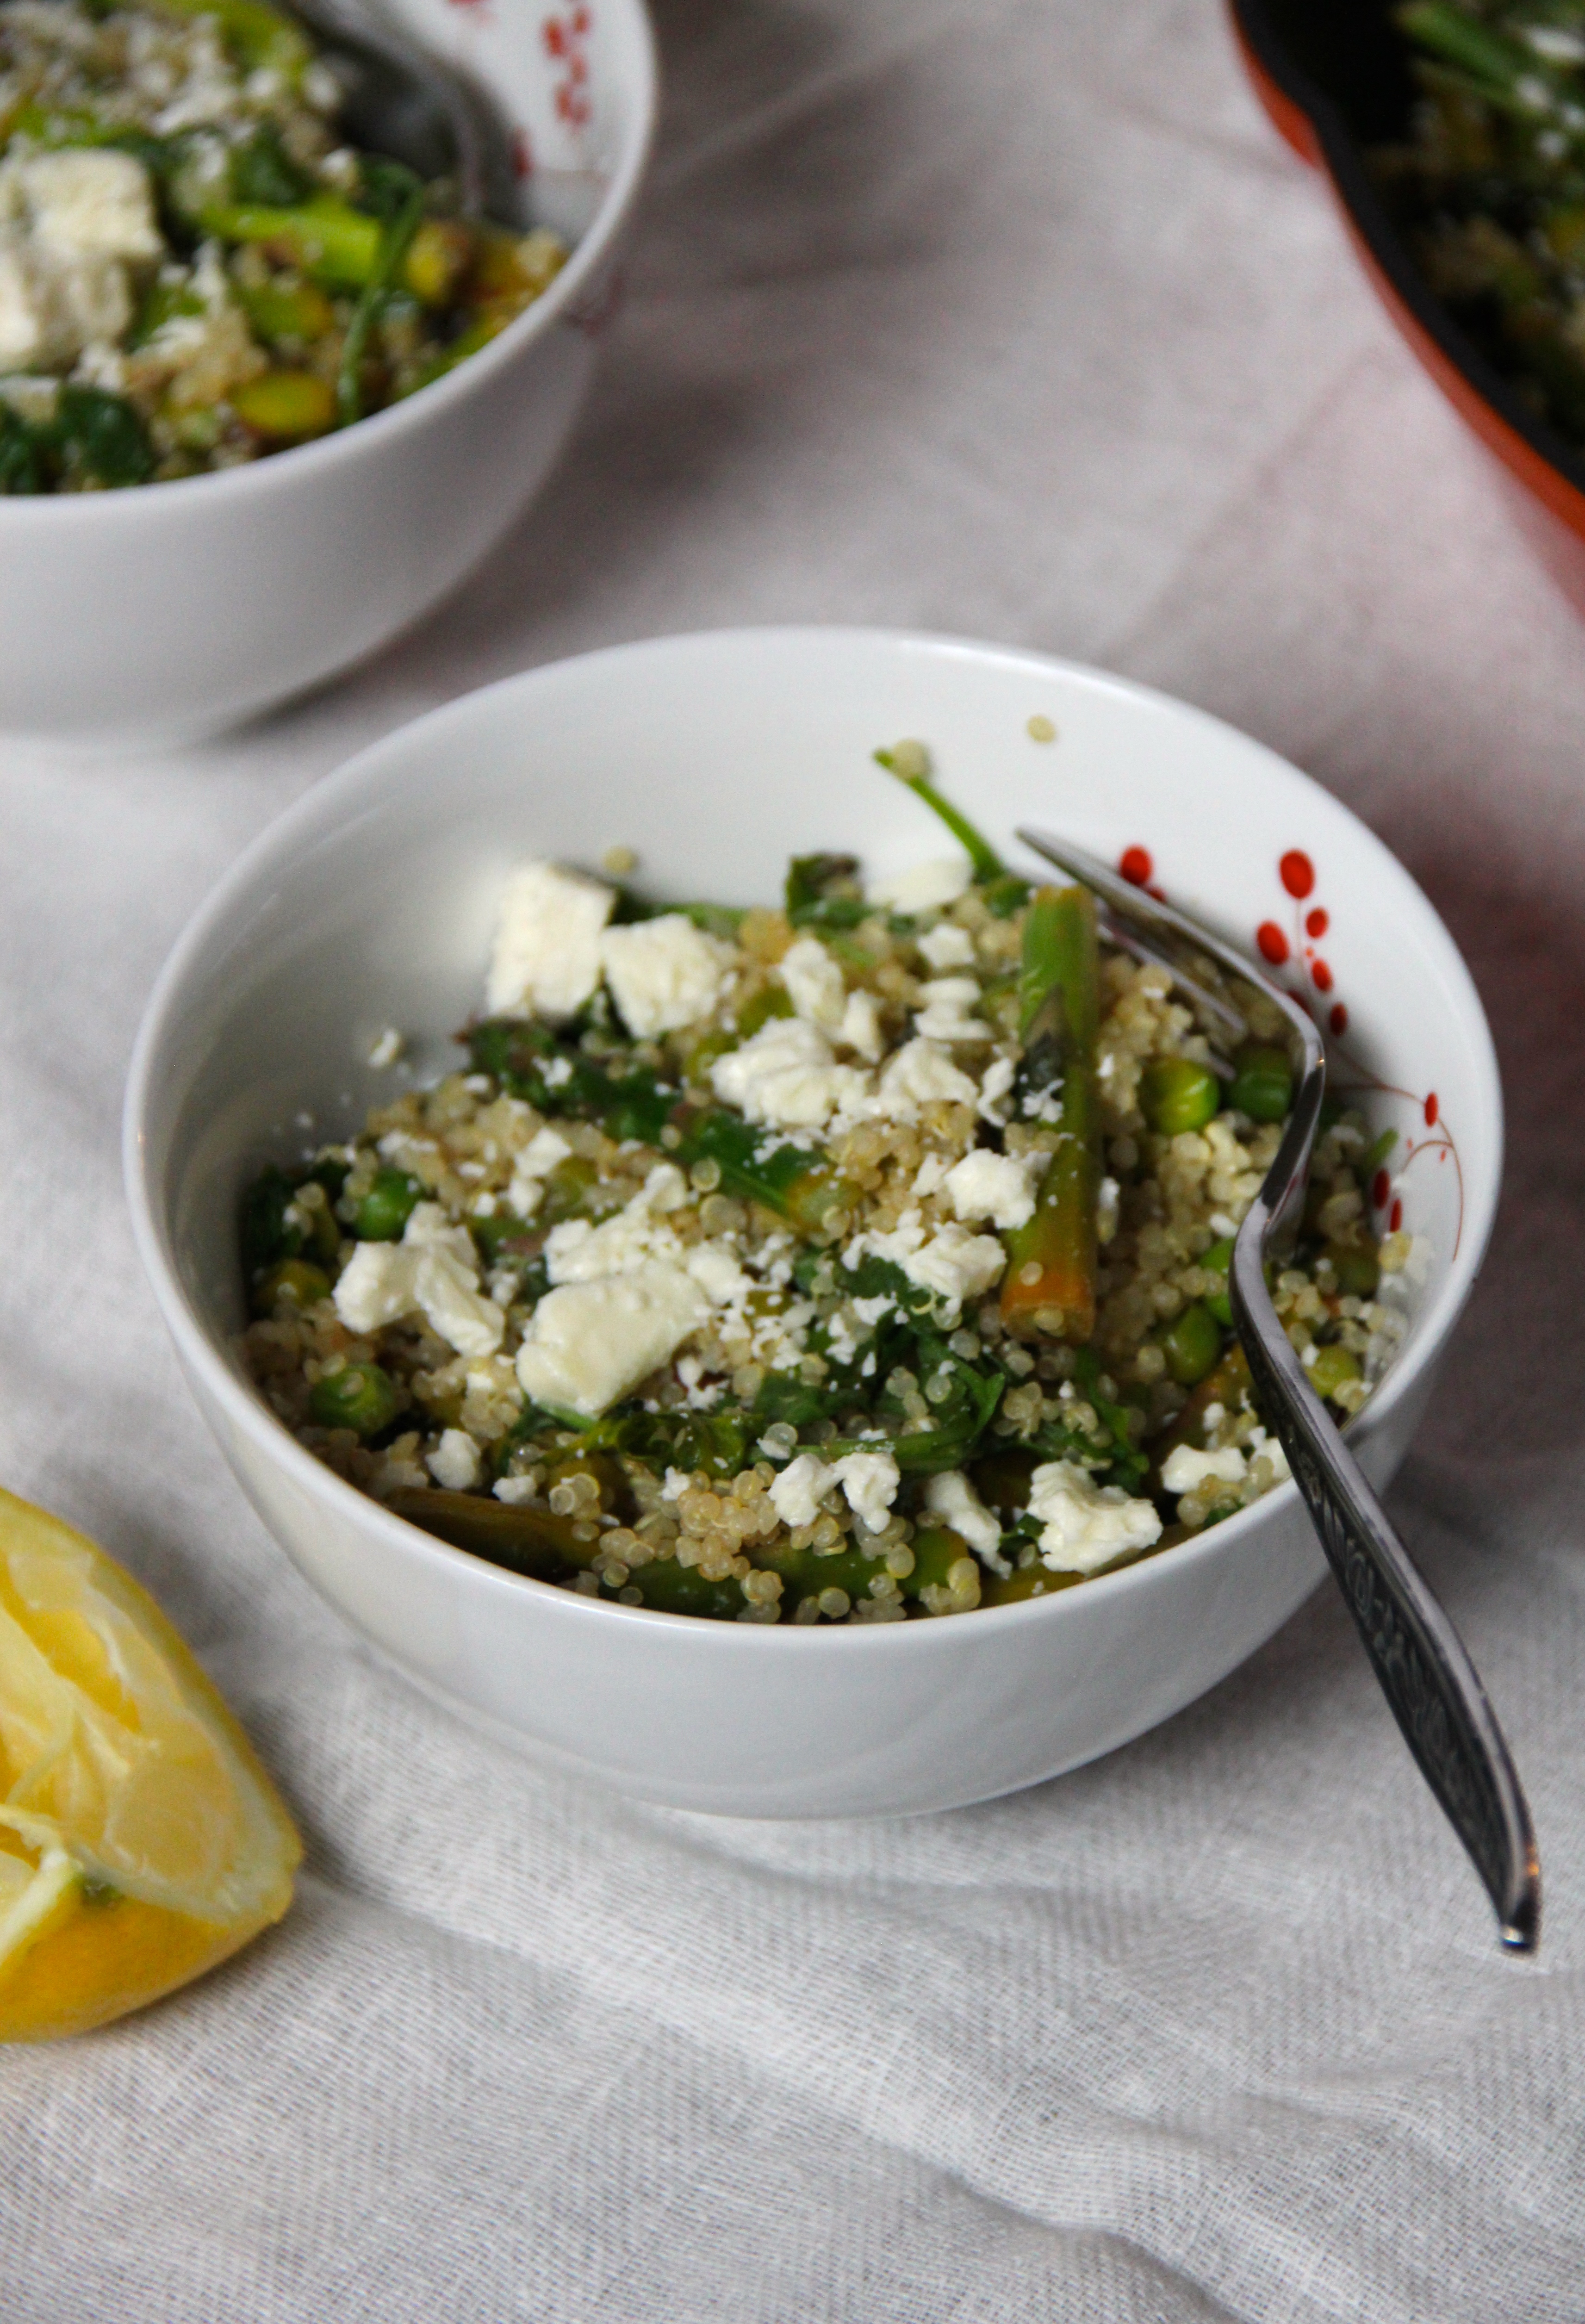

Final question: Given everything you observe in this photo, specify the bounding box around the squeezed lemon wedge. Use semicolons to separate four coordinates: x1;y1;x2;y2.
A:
0;1486;300;2041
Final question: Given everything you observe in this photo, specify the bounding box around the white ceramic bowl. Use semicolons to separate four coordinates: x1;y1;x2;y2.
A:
124;629;1502;1817
0;0;656;744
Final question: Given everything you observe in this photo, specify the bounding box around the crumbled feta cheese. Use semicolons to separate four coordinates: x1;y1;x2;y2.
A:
1027;1460;1162;1575
1160;1444;1247;1496
830;1451;900;1535
837;988;883;1060
0;151;161;369
846;1210;1005;1308
913;976;987;1043
493;1475;538;1504
367;1027;404;1069
710;1018;870;1130
333;1241;419;1334
485;861;614;1021
402;1202;478;1270
904;1221;1006;1304
944;1149;1041;1231
600;913;731;1037
869;858;972;913
871;1038;978;1120
19;150;163;263
978;1054;1017;1125
778;934;846;1029
912;1154;951;1199
504;1125;572;1218
685;1243;753;1306
339;1202;504;1359
661;1467;692;1501
412;1245;505;1359
1245;1427;1291;1484
768;1453;833;1529
544;1164;686;1284
427;1429;481;1492
917;922;975;969
925;1469;1008;1571
515;1264;707;1417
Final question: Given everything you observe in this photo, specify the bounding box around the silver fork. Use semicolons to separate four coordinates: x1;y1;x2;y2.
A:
1019;827;1541;1953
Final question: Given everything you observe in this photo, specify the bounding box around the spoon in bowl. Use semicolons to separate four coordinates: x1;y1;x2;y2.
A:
289;0;520;222
1018;826;1541;1954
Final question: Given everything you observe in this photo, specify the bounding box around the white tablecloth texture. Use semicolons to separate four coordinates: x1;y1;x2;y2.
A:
7;1;1585;2315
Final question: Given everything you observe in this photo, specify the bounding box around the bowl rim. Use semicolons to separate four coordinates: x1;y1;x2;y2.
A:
0;0;659;527
1226;0;1585;547
123;623;1506;1650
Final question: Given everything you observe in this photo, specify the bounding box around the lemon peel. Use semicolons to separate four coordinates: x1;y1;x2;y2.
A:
0;1486;300;2041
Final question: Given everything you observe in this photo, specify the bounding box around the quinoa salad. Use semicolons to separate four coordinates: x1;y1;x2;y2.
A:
239;749;1419;1627
0;0;566;488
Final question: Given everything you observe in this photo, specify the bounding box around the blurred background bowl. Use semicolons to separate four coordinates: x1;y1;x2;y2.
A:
125;627;1502;1817
0;0;656;745
1230;0;1585;603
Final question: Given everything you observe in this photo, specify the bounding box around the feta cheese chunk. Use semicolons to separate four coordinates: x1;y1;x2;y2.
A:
837;988;883;1060
0;152;161;370
333;1204;504;1357
845;1211;1006;1309
1160;1444;1247;1497
765;1449;899;1534
515;1263;707;1417
600;913;731;1037
872;1038;978;1121
868;858;972;914
831;1451;900;1535
917;922;975;969
925;1469;1007;1570
778;935;846;1029
333;1241;418;1334
486;861;614;1022
504;1125;572;1218
913;976;988;1043
19;151;162;264
427;1429;481;1492
944;1148;1042;1231
768;1452;833;1529
903;1221;1006;1305
1027;1460;1162;1575
710;1018;870;1131
412;1244;504;1359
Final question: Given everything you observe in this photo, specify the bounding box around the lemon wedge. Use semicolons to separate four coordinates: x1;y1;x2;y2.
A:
0;1486;300;2041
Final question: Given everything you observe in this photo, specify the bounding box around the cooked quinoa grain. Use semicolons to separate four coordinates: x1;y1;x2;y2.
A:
240;752;1416;1624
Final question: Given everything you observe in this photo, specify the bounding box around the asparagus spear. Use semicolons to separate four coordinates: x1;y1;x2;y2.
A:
999;883;1101;1340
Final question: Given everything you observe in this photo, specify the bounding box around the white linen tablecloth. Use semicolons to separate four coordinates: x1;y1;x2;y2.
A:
6;2;1585;2314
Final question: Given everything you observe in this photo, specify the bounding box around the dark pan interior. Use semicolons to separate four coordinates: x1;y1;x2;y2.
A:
1231;0;1585;497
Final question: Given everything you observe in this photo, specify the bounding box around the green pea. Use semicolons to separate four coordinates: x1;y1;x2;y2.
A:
1200;1234;1235;1326
1324;1240;1380;1298
1159;1301;1223;1386
1309;1343;1362;1402
353;1167;423;1241
1141;1057;1220;1136
1230;1042;1293;1123
253;1258;331;1315
309;1362;398;1436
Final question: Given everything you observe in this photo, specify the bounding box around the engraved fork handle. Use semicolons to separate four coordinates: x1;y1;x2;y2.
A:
1233;1068;1540;1951
1017;828;1540;1951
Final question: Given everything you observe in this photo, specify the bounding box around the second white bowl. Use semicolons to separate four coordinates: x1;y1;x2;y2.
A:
0;0;656;743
